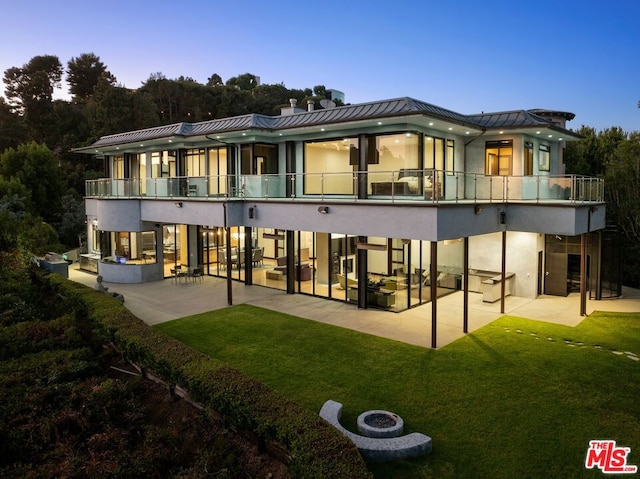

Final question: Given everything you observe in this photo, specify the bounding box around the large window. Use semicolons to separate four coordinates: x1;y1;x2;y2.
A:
368;133;420;195
424;136;445;171
241;144;278;175
185;148;206;176
208;147;228;195
151;151;177;178
112;155;125;179
539;144;550;172
446;139;455;173
524;142;534;176
485;140;513;176
304;138;357;194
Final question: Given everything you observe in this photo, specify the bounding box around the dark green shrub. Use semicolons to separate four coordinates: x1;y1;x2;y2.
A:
44;275;372;478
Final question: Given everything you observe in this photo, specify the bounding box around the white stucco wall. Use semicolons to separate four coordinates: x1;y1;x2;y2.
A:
469;231;542;299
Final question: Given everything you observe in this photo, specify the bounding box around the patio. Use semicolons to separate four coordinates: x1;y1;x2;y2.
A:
68;264;640;349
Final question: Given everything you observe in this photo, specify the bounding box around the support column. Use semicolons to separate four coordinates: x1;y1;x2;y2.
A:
226;226;233;305
463;237;469;334
357;236;368;309
580;233;587;316
243;226;252;286
430;241;438;349
500;231;506;315
286;230;295;294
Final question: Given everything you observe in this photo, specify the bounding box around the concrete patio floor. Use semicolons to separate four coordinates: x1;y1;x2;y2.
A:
68;265;640;349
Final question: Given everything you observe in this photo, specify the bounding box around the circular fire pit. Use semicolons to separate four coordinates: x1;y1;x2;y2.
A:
357;410;404;438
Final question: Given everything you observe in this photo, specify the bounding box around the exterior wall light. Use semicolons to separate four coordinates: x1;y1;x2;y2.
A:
318;206;329;214
248;206;256;219
474;205;483;214
174;202;183;208
499;211;506;224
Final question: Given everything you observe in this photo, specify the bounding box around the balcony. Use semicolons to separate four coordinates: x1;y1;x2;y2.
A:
85;170;604;204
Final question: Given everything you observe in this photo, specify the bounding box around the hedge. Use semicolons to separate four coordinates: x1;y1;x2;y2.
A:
41;274;372;479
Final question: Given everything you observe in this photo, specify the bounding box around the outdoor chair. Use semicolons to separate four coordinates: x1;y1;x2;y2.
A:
252;247;264;266
190;267;203;283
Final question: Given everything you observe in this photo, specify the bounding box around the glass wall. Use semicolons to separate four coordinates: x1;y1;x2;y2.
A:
185;149;206;176
99;230;157;264
485;140;513;176
304;138;357;195
151;151;177;178
368;133;420;195
162;224;187;277
208;147;227;196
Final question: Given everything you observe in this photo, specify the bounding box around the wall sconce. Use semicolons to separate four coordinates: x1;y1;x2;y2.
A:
499;211;506;224
474;205;483;214
248;205;256;219
174;202;183;208
318;206;329;214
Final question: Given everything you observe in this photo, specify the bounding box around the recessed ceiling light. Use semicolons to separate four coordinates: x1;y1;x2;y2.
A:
558;138;563;141
321;128;325;132
499;131;504;134
377;121;382;125
448;127;453;131
536;131;541;134
242;133;246;136
428;122;434;126
548;134;553;138
168;139;173;143
465;131;470;135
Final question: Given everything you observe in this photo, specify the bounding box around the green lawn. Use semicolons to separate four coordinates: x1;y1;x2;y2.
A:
155;305;640;479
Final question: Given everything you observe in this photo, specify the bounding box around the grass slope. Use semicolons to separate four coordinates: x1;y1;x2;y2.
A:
156;306;640;479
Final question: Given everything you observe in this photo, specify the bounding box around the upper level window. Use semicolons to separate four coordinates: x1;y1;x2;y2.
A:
113;155;125;179
185;149;205;176
425;136;445;171
446;139;455;173
539;144;550;172
368;132;420;195
151;151;176;178
485;140;513;176
304;138;357;195
524;142;534;176
241;144;278;175
207;147;227;195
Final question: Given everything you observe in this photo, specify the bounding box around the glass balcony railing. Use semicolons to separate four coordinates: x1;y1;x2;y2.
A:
85;171;605;204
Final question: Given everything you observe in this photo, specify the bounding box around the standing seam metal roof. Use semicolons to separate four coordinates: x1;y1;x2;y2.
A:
85;97;573;149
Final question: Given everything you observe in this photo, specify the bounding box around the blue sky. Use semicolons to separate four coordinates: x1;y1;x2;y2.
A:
1;0;639;132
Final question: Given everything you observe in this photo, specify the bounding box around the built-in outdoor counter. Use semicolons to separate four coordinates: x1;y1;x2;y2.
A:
79;253;101;273
481;273;515;303
98;258;162;283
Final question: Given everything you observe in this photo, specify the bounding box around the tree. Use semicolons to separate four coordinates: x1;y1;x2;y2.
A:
226;73;260;91
0;142;64;224
55;194;85;248
207;73;223;87
3;55;63;141
604;132;640;286
0;97;28;153
67;53;115;102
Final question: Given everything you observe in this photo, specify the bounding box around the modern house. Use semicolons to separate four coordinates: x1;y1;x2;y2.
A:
75;96;606;347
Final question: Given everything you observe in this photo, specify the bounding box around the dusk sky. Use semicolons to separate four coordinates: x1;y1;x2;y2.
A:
1;0;639;132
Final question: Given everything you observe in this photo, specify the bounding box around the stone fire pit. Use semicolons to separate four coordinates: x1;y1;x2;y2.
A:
357;410;404;438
